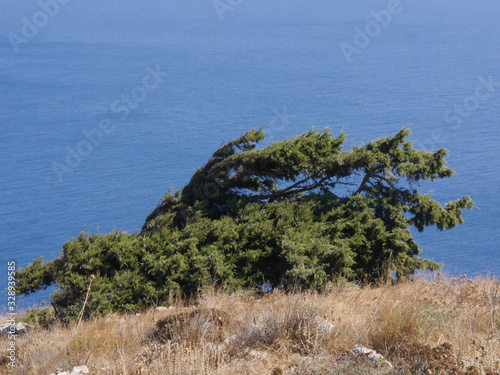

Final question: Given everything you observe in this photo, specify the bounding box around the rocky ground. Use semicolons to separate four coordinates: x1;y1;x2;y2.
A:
1;274;499;374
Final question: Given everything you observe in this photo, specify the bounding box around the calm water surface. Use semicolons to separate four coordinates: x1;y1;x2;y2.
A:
1;0;499;307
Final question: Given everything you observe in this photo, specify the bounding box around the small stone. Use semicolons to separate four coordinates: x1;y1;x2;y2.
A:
70;365;89;374
155;307;168;311
351;345;392;368
314;316;335;333
0;322;31;337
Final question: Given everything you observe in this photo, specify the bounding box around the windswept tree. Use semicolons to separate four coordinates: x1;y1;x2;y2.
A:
17;127;474;320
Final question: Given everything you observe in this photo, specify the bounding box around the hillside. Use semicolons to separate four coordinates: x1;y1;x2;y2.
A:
2;275;499;374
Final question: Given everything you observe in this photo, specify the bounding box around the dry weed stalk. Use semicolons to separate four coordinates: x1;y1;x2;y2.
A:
73;274;95;335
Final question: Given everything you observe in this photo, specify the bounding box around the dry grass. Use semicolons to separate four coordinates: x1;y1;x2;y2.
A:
1;274;499;374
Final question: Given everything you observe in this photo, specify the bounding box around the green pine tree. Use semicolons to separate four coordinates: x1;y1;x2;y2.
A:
16;127;474;320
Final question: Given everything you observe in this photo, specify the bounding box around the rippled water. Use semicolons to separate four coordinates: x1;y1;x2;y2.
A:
1;0;499;307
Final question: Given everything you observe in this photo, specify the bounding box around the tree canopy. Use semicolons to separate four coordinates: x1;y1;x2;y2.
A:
16;127;474;321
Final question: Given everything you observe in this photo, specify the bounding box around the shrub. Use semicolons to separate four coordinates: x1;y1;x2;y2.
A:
16;128;473;320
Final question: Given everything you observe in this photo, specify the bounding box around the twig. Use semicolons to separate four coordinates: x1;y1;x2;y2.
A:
437;333;444;346
73;274;94;335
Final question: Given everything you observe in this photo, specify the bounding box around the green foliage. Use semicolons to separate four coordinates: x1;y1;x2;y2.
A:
16;127;474;320
23;304;55;326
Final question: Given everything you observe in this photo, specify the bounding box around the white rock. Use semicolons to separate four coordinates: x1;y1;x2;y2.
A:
49;365;89;375
351;345;392;368
155;307;168;311
0;322;31;337
71;365;89;374
313;316;335;333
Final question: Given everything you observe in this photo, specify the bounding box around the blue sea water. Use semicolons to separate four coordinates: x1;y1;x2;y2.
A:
0;0;499;308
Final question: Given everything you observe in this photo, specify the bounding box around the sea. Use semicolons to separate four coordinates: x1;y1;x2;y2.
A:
1;0;499;308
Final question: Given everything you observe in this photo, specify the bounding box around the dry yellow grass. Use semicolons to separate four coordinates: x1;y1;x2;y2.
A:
1;274;499;374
